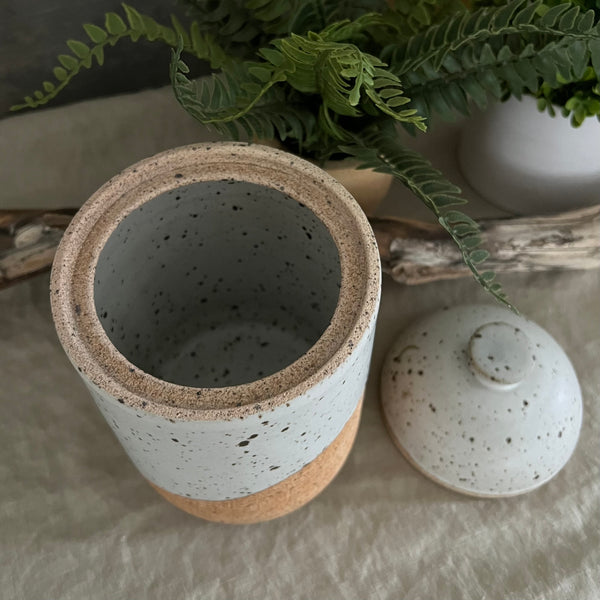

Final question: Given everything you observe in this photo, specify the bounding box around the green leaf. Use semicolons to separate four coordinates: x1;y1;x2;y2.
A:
577;9;595;33
540;2;570;27
590;40;600;77
462;234;482;249
512;1;540;26
53;67;68;82
42;81;55;92
176;59;190;74
123;4;145;32
91;45;105;66
248;65;274;82
105;12;127;35
568;40;589;80
259;47;286;67
491;0;525;30
141;15;160;41
453;223;478;237
83;23;107;43
461;75;488;109
444;210;478;227
514;59;539;92
432;193;467;207
558;6;580;32
387;95;411;107
67;40;90;58
58;55;78;71
444;81;470;115
469;249;490;264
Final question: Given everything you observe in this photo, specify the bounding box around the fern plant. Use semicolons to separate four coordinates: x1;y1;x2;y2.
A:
11;0;600;309
473;0;600;125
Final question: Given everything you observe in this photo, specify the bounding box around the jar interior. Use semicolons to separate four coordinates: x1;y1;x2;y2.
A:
94;179;341;388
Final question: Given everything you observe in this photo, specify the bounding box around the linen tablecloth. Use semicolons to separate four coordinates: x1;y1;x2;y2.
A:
1;88;598;600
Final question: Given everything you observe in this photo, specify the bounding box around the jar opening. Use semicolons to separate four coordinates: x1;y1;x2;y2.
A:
94;180;341;388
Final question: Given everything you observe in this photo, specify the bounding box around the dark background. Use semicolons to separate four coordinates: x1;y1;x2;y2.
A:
0;0;210;117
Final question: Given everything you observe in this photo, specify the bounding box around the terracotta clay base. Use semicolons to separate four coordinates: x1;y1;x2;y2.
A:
149;398;363;524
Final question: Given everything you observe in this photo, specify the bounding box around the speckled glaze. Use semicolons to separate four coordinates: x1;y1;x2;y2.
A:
51;142;381;521
381;304;582;497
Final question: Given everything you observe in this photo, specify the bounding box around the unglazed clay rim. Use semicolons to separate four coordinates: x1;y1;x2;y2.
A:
51;142;381;421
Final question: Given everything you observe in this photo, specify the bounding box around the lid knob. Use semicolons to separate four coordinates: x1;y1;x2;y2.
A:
468;321;532;390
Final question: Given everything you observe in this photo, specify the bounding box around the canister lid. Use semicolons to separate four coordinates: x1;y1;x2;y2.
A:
380;304;582;497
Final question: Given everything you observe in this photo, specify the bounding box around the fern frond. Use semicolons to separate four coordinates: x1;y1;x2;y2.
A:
381;0;466;42
341;132;515;311
170;28;426;137
170;45;316;142
317;12;388;42
10;4;231;111
383;0;600;123
180;0;386;53
270;33;427;129
184;0;264;47
312;0;388;26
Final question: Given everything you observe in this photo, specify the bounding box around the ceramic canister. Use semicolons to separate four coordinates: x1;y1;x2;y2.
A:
51;142;381;524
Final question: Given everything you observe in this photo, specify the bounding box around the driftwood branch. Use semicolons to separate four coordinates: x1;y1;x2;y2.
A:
0;209;77;288
373;204;600;284
1;205;599;290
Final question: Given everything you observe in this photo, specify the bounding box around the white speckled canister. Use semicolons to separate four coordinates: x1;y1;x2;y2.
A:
51;143;381;523
381;304;582;498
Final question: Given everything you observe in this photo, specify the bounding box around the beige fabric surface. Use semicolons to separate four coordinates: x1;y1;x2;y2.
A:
1;88;599;599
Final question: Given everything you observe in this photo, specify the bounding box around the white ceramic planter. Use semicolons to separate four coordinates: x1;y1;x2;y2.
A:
458;96;600;214
51;142;381;523
381;304;582;497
